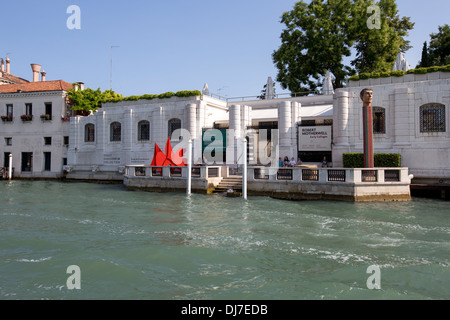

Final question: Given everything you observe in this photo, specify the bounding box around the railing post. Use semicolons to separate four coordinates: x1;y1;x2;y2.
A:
187;139;192;195
242;139;247;199
8;153;12;180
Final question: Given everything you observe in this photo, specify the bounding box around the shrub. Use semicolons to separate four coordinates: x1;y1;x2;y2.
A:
343;153;401;168
359;73;371;80
391;70;405;77
413;68;428;74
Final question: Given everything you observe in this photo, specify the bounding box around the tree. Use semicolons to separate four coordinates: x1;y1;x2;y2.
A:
273;0;355;94
68;88;122;113
272;0;414;94
428;24;450;66
417;42;430;68
351;0;414;73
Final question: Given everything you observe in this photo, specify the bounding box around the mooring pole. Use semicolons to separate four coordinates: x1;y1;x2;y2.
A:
242;138;247;199
8;153;12;180
187;139;192;195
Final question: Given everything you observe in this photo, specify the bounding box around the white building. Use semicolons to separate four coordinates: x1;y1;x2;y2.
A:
333;72;450;185
0;64;73;179
66;92;335;180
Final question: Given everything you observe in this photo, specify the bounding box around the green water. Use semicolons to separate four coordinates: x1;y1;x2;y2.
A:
0;180;448;300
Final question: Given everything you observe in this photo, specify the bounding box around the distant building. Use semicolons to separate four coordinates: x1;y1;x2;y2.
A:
0;62;74;178
0;57;30;85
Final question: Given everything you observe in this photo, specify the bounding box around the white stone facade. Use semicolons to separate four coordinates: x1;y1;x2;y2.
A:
66;94;334;180
333;74;450;183
0;91;71;178
66;95;229;179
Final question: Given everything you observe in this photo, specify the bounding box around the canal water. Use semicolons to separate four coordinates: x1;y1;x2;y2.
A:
0;180;448;300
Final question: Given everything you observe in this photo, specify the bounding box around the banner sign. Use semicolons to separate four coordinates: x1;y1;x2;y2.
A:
298;126;332;151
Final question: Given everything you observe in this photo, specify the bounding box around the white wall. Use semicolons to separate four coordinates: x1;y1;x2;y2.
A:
333;76;450;181
0;91;70;178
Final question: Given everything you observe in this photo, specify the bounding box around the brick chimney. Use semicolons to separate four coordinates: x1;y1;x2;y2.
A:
30;64;42;82
6;57;10;74
41;70;46;81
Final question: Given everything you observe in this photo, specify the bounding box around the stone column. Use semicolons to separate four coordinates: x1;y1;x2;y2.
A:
228;105;241;164
186;103;197;140
278;101;293;158
332;90;350;167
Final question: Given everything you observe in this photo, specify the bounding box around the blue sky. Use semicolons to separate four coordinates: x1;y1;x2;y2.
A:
2;0;449;98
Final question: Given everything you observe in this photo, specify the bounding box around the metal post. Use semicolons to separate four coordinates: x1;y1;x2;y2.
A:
8;153;12;180
242;139;247;199
187;139;192;195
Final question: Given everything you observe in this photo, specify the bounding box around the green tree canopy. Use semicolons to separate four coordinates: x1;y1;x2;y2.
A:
68;88;123;112
429;24;450;66
272;0;414;94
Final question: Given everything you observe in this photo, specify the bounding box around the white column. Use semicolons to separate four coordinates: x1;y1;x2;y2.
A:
278;101;292;158
187;139;192;195
8;153;12;180
242;138;247;199
334;90;350;146
229;105;241;165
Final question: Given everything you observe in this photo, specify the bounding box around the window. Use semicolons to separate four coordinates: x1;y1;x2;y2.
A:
44;152;51;171
85;124;95;142
45;103;52;120
138;120;150;141
373;107;386;134
110;122;121;142
4;152;11;168
21;152;33;172
420;103;446;133
64;136;69;145
6;104;13;119
5;137;12;146
25;103;32;116
63;158;68;166
168;118;181;139
44;137;52;145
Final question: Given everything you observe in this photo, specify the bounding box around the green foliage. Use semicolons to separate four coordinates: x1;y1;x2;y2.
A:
103;90;202;103
391;70;405;77
175;90;202;97
158;92;175;99
273;0;414;93
343;153;401;168
68;88;123;112
429;24;450;66
359;73;371;80
349;64;450;81
68;88;202;111
351;0;414;74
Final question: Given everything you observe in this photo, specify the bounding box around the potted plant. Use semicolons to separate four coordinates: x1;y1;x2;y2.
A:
61;116;70;121
1;115;12;122
40;114;51;120
21;114;33;121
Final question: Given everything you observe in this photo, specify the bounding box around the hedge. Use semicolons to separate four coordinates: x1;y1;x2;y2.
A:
348;64;450;81
343;153;401;168
103;90;202;103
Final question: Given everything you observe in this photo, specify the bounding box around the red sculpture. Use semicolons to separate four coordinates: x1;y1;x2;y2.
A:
151;137;186;167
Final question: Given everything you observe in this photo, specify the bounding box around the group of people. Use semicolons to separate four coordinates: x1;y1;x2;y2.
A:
278;156;329;168
279;156;302;167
